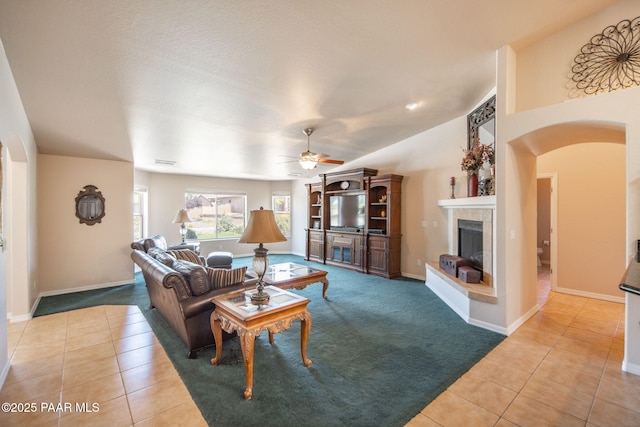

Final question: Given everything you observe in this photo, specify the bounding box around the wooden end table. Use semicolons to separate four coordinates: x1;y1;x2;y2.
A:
245;262;329;299
210;286;312;400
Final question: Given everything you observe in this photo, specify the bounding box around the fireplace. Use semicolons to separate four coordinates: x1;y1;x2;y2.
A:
458;219;483;271
426;197;497;324
448;206;493;287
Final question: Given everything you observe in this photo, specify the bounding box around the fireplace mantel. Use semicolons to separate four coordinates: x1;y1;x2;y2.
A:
438;195;495;209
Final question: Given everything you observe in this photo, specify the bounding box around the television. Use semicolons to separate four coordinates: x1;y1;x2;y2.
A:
329;194;365;230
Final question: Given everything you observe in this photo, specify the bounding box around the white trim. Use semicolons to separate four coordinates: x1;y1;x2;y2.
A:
402;272;425;281
8;278;135;322
38;279;133;298
555;286;625;304
622;359;640;376
469;318;508;335
438;195;496;209
8;311;32;323
0;358;10;391
504;304;540;335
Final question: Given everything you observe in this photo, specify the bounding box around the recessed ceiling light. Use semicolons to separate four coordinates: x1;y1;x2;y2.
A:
405;102;421;111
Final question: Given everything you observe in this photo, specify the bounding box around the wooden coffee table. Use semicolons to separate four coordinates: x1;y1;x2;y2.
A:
245;262;329;299
210;286;312;400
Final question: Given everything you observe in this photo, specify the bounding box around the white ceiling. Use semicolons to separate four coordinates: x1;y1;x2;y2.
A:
0;0;617;180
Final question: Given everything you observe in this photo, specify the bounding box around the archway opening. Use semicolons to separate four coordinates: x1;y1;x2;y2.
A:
511;121;626;304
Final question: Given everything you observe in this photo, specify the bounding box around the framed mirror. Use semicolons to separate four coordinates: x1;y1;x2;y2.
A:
75;185;105;225
467;95;496;150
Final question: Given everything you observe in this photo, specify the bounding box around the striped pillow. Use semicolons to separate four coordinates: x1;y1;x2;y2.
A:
207;267;247;290
168;249;202;265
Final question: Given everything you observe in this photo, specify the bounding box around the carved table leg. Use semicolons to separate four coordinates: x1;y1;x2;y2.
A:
321;278;329;300
240;331;255;400
268;331;275;344
210;314;223;366
300;312;312;367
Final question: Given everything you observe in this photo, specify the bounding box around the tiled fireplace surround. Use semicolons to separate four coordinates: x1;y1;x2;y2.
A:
426;196;497;307
451;207;493;288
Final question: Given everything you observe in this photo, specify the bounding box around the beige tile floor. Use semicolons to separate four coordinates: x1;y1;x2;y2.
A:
3;268;639;426
407;267;640;427
1;305;207;426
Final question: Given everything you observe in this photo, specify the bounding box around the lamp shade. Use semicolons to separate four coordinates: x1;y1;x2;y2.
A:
172;208;193;224
238;207;287;244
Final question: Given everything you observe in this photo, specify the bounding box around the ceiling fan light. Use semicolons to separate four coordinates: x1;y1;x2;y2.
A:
299;157;318;170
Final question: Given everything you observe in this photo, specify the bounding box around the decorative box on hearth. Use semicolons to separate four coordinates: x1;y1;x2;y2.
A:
458;266;482;283
440;255;474;277
439;254;450;270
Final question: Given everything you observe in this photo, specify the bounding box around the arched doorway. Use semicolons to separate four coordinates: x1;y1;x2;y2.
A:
2;134;30;321
512;123;626;304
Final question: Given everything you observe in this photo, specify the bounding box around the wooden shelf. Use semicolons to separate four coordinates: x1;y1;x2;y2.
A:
305;168;403;278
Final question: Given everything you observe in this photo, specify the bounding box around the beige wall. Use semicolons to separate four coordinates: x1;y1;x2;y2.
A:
313;114;469;280
495;0;640;330
38;154;134;293
537;143;626;298
516;0;638;112
0;37;39;380
140;172;293;257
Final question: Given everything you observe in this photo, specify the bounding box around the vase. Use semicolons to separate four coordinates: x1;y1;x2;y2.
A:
467;172;478;197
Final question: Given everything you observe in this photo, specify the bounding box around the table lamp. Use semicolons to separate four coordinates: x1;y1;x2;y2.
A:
238;207;287;305
172;209;193;243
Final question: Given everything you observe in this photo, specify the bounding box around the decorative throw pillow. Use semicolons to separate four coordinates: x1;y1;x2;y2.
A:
147;247;176;267
168;249;202;265
207;267;247;290
172;260;211;296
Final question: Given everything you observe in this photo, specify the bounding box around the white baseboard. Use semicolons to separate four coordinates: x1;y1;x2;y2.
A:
0;357;10;391
38;279;133;298
469;318;508;335
402;272;425;281
8;279;135;322
622;359;640;376
504;304;540;335
556;286;625;304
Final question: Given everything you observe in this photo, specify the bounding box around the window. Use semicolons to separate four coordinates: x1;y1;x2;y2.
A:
133;189;147;240
185;192;246;240
272;192;291;237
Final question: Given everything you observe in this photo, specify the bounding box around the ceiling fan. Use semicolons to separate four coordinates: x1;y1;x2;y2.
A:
295;128;345;170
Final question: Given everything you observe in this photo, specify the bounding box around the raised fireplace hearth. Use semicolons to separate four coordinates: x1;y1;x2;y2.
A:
427;196;496;305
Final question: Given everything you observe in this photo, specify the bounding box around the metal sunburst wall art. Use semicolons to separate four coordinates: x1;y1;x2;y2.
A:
572;16;640;95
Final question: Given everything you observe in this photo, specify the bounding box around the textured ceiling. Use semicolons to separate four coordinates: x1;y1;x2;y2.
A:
0;0;617;179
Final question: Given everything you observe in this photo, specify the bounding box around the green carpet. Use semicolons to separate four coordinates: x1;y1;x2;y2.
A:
34;255;504;426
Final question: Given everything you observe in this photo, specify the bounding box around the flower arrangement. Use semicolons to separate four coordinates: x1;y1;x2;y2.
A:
461;143;494;174
460;144;483;174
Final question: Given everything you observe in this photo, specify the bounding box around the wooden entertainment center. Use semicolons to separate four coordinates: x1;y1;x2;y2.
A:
305;168;403;278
